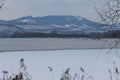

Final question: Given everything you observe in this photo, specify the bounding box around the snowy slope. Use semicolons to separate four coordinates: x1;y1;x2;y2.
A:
8;15;103;34
0;24;24;37
0;15;111;37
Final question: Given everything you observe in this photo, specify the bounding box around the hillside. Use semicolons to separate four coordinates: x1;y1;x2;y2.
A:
0;15;119;38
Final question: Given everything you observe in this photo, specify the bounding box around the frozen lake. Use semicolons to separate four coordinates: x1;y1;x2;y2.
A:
0;50;120;80
0;38;119;52
0;38;119;80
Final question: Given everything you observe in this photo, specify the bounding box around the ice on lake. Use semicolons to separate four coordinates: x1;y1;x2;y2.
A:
0;38;120;52
0;49;119;80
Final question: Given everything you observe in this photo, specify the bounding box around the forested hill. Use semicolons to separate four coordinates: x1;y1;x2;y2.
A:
0;15;119;38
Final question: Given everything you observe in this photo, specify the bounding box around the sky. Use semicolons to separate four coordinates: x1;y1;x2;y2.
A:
0;0;104;21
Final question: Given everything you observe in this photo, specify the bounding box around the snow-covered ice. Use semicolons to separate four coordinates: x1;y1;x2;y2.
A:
0;49;119;80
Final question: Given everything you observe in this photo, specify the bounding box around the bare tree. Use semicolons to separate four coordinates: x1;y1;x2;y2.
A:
0;0;5;9
96;0;120;29
95;0;120;56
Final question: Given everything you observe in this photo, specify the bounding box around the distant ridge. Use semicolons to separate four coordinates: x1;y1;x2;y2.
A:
0;15;119;38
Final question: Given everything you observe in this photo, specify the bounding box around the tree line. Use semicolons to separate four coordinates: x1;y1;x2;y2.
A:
10;30;120;38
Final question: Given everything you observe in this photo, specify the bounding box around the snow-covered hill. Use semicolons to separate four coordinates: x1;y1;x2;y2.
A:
0;15;116;38
10;16;102;33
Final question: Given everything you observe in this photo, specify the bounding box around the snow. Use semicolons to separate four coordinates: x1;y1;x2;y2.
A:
17;19;36;24
75;16;82;21
78;17;82;21
21;19;31;23
0;50;119;80
65;24;71;27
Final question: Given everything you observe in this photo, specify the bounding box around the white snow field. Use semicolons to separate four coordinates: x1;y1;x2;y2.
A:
0;50;120;80
0;38;119;52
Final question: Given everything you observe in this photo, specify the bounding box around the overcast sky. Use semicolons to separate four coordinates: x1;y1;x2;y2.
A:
0;0;104;21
